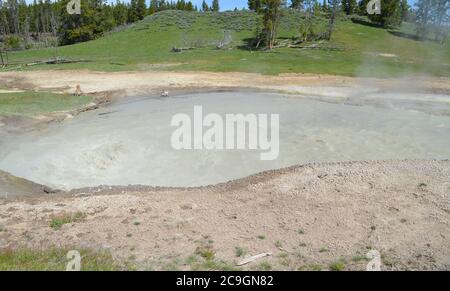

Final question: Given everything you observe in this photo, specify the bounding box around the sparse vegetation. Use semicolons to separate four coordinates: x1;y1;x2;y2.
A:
258;260;273;271
0;248;120;271
329;260;346;271
234;246;247;258
195;241;215;261
328;258;346;271
50;212;87;230
352;255;369;262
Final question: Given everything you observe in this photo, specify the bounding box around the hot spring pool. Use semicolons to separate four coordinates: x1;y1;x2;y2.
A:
0;91;449;190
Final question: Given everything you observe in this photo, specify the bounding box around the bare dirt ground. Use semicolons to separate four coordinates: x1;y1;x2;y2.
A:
0;70;449;270
1;70;449;97
0;160;449;271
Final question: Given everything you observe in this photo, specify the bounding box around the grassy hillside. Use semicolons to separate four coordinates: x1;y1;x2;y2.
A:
2;10;449;77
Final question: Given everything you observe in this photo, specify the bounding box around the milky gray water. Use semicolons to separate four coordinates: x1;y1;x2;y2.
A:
0;91;449;190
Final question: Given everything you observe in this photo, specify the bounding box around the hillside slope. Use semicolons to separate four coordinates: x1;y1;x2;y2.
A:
3;10;450;77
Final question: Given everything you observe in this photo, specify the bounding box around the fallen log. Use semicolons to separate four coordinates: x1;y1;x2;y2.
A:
171;46;195;53
26;58;89;66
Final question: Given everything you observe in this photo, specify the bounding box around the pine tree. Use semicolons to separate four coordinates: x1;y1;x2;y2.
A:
368;0;402;28
342;0;357;14
212;0;219;11
128;0;139;23
290;0;304;9
113;1;128;26
258;0;282;49
248;0;262;11
201;0;209;11
185;1;194;11
136;0;147;20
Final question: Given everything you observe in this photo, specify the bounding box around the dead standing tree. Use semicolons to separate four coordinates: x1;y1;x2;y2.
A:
50;10;59;61
0;48;6;67
325;0;340;40
0;42;7;67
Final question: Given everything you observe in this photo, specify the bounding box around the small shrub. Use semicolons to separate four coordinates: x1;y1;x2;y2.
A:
50;212;86;230
234;246;247;258
5;36;22;50
258;260;272;271
329;261;346;271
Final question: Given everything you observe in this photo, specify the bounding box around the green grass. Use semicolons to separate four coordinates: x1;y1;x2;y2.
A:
0;248;120;271
0;91;92;117
50;212;87;230
257;260;273;271
329;261;346;271
234;246;247;258
2;10;448;77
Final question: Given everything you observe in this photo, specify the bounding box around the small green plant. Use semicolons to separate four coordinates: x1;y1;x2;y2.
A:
298;229;305;235
352;255;369;262
195;243;215;261
133;221;141;226
50;212;86;230
275;240;283;248
329;261;346;271
278;253;291;267
5;36;22;50
234;246;247;258
258;260;272;271
257;235;266;240
185;255;199;265
319;247;329;253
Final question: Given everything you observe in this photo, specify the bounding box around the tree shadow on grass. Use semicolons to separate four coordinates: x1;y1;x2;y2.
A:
236;37;259;51
388;30;436;43
237;37;299;51
350;17;383;29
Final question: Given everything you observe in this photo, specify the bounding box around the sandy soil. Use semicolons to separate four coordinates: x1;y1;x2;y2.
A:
0;160;449;271
0;70;449;270
1;70;449;97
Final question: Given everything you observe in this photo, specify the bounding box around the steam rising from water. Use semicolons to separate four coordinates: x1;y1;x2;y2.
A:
0;91;449;190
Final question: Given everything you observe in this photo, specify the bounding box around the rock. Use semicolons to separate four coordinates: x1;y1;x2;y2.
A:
42;186;58;194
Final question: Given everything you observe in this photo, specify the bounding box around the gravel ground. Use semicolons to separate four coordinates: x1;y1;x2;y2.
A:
1;160;449;270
